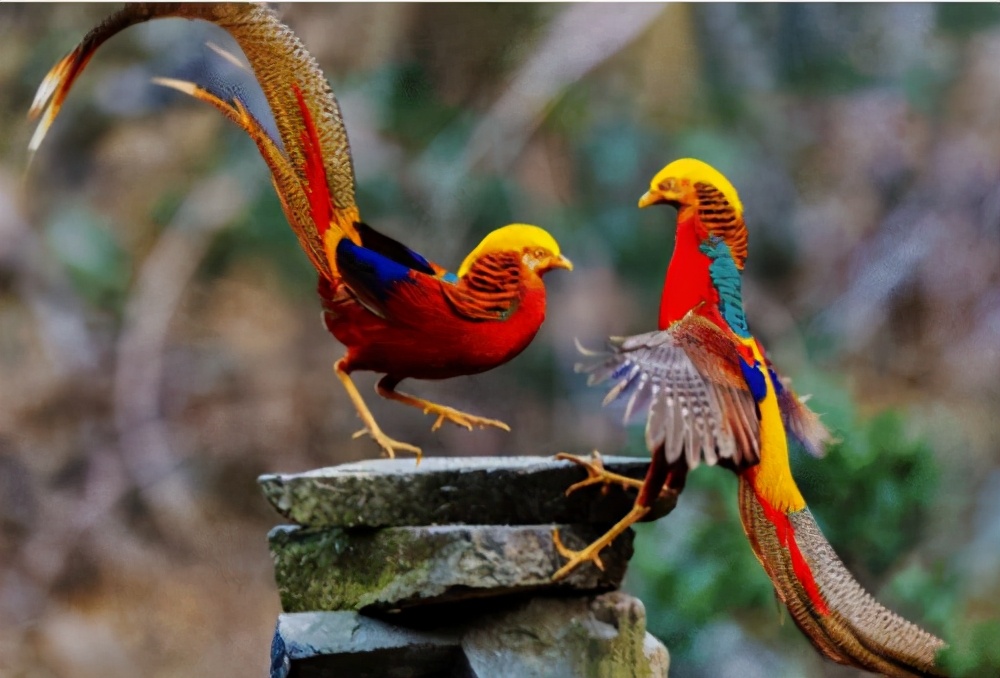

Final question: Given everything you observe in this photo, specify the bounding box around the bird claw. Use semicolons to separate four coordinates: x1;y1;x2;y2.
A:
555;450;632;497
352;427;422;463
420;404;511;434
551;527;605;581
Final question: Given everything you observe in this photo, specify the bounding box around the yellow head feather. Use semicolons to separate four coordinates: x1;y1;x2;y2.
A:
647;158;744;215
457;224;568;278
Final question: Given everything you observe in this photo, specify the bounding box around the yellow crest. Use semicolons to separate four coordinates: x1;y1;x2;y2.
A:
457;224;564;277
649;158;744;215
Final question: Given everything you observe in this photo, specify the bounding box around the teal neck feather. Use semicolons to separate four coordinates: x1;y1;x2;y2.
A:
700;236;750;338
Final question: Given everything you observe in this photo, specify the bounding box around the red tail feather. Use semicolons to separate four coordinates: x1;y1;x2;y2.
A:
746;467;830;616
292;82;333;237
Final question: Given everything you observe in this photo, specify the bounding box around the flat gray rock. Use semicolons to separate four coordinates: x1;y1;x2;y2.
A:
270;593;668;678
270;611;464;678
269;523;633;613
259;455;666;528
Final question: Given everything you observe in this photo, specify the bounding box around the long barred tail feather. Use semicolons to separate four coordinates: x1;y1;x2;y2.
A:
28;3;360;280
738;473;947;677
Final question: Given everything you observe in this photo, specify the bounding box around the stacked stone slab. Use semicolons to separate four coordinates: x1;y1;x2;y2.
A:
259;455;671;677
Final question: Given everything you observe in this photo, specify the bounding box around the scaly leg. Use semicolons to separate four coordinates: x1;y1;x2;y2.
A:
552;448;681;581
555;451;646;496
551;504;651;581
334;359;422;462
376;376;510;433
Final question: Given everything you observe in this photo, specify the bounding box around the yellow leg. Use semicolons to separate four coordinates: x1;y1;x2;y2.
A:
551;504;651;581
555;451;646;496
376;376;510;433
334;359;422;462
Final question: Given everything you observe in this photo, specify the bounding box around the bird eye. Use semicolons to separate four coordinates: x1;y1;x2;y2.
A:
533;248;545;258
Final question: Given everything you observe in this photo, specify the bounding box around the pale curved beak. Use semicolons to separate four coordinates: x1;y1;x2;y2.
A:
638;189;663;209
550;254;573;271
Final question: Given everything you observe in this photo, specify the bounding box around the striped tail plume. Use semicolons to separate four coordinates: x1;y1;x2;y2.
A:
28;2;361;279
738;470;947;677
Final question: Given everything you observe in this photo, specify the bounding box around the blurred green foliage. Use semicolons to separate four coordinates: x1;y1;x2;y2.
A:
203;182;317;295
938;3;1000;36
939;618;1000;677
44;207;132;313
376;63;465;150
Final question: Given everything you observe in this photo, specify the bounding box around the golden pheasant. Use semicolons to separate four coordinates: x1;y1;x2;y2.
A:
28;3;571;461
553;159;947;676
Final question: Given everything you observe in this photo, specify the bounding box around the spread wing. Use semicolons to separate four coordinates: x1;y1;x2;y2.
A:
578;312;762;470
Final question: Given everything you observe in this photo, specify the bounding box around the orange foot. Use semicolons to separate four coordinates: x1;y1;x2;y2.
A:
554;451;645;496
420;403;511;434
550;504;651;582
551;527;607;581
352;427;422;463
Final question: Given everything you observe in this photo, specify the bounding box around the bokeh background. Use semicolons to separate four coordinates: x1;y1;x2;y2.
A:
1;3;999;677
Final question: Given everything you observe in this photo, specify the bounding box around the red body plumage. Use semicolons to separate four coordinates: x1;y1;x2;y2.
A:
658;209;758;364
318;272;548;380
659;209;718;330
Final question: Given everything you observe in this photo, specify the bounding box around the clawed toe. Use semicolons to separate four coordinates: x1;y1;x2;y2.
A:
554;450;638;497
551;528;606;581
353;427;422;463
425;406;510;433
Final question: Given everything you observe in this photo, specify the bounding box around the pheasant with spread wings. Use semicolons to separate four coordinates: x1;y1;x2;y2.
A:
554;159;946;677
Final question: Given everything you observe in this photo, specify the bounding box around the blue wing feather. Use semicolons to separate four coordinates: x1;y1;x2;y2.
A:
355;222;440;276
335;238;417;317
739;356;768;402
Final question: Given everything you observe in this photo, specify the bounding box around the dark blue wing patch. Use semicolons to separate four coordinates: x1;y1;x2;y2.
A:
336;238;416;316
355;222;438;276
768;367;784;395
739;356;768;402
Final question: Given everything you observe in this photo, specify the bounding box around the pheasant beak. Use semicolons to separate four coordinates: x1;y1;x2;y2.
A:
639;178;684;208
638;189;664;209
548;254;573;272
